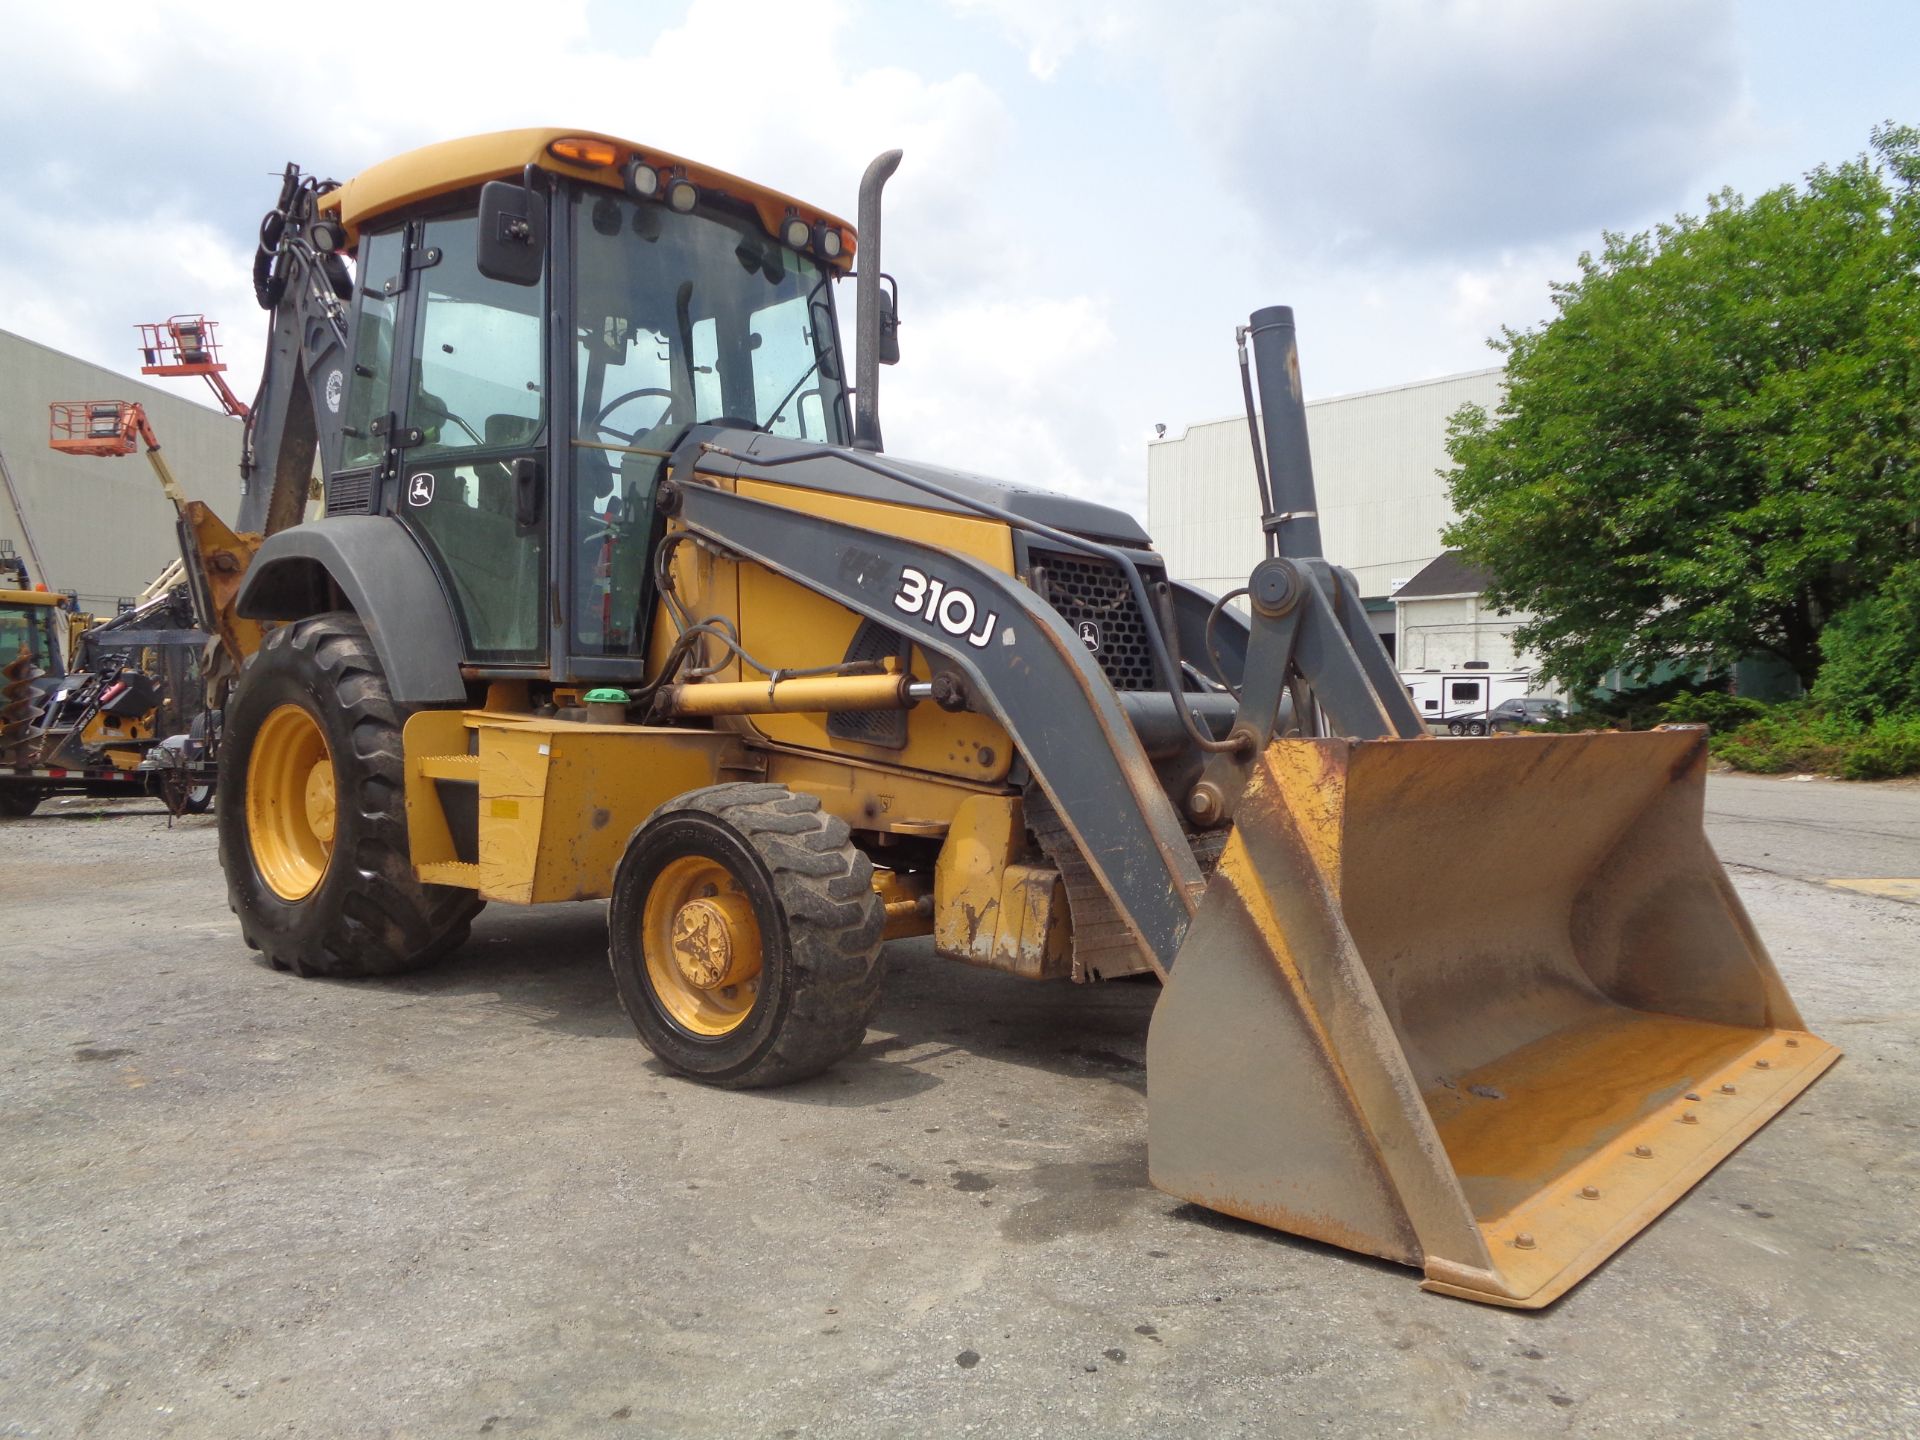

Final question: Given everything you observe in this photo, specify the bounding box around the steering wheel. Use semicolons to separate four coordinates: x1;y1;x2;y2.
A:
592;387;677;446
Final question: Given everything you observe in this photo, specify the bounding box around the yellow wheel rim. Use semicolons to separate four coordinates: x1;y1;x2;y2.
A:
247;703;336;901
641;854;764;1036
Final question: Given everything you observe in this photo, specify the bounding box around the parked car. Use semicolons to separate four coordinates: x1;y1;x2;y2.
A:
1489;696;1566;732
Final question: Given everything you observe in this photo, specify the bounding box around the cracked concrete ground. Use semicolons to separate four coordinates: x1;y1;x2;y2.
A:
0;773;1915;1438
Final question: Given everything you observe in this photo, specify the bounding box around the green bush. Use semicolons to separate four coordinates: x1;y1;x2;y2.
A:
1708;703;1920;780
1813;560;1920;721
1657;691;1770;731
1840;714;1920;780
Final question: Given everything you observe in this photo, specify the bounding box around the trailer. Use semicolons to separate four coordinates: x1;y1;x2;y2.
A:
1400;666;1530;735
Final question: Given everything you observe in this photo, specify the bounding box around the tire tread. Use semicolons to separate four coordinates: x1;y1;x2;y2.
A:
631;783;885;1087
220;613;481;978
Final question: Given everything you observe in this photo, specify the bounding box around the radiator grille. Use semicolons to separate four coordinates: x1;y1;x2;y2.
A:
1031;549;1160;691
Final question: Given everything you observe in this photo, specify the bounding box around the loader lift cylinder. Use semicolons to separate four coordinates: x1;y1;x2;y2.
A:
1246;305;1324;561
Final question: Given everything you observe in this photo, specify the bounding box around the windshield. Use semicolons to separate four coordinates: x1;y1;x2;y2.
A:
0;602;54;671
571;189;847;449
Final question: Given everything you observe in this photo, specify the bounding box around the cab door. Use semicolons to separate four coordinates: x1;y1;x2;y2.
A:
391;209;550;665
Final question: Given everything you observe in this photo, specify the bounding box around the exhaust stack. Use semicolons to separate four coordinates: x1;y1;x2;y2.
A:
852;149;903;452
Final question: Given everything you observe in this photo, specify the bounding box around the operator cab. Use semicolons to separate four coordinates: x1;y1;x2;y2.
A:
0;589;64;678
321;130;854;685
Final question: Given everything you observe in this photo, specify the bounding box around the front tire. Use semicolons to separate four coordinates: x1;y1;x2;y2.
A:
609;783;885;1088
218;612;481;977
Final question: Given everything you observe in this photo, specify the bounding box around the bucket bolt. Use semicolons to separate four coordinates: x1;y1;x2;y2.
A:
1633;1144;1654;1158
1755;1059;1772;1069
1513;1232;1537;1250
1720;1083;1738;1095
1187;782;1226;825
1680;1112;1699;1125
1579;1185;1601;1200
1685;1092;1703;1102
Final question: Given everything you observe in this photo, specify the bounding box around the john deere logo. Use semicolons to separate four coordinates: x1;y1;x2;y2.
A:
1077;619;1101;652
407;473;434;507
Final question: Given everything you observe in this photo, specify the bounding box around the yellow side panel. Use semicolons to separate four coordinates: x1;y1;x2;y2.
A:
733;480;1017;570
728;479;1016;783
469;719;733;904
406;711;735;905
403;710;470;874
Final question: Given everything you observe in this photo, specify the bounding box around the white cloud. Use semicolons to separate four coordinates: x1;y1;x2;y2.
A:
0;0;1071;476
951;0;1750;257
949;0;1140;79
1;0;1872;542
885;295;1134;506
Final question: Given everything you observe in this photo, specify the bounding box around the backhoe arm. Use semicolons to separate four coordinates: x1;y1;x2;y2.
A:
236;163;353;537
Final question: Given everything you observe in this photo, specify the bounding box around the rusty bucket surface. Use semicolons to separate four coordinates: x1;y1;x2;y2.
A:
1146;727;1838;1308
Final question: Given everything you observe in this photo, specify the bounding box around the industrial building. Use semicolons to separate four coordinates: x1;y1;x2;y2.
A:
1146;366;1539;679
0;327;245;613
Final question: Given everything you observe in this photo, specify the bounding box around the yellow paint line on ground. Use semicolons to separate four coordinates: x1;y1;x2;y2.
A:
1822;878;1920;903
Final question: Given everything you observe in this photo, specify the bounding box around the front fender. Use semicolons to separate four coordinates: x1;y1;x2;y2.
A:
235;517;467;706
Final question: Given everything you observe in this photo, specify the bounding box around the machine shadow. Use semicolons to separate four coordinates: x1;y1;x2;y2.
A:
318;909;1161;1104
766;937;1158;1110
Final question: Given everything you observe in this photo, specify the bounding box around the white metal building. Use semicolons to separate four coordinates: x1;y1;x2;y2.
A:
0;327;245;613
1147;367;1508;662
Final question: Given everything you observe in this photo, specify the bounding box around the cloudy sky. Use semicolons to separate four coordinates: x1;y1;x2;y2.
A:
1;0;1913;518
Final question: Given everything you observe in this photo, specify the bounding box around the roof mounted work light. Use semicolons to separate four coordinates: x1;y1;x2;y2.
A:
781;214;810;249
666;176;699;213
625;159;660;200
813;222;843;260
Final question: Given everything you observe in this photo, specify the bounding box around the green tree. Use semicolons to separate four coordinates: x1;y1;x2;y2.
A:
1811;557;1920;718
1443;124;1920;694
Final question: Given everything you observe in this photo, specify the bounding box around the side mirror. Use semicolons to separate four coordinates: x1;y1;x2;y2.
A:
878;286;900;366
477;180;546;286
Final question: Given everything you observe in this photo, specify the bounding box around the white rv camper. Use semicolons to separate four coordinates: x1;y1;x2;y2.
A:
1400;665;1530;735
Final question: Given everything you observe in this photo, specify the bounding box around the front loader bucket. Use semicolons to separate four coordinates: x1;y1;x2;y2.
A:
1146;727;1838;1308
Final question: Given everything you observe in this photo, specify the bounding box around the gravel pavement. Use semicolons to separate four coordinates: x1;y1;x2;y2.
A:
1;775;1915;1439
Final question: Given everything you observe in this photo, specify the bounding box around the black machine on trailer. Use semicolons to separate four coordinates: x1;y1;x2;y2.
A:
2;578;220;818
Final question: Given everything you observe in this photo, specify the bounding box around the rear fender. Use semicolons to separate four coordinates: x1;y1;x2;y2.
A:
235;517;467;706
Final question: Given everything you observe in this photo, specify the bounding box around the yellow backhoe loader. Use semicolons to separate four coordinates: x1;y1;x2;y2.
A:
194;128;1835;1308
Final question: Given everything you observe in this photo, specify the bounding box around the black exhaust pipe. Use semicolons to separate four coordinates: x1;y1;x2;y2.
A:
1245;305;1324;561
853;149;903;452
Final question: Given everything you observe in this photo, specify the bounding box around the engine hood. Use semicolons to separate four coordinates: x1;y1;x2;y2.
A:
691;427;1151;547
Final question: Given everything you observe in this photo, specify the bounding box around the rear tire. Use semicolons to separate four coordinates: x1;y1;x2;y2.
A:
609;783;885;1088
218;612;482;977
1447;720;1465;736
0;788;42;818
1467;719;1488;737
